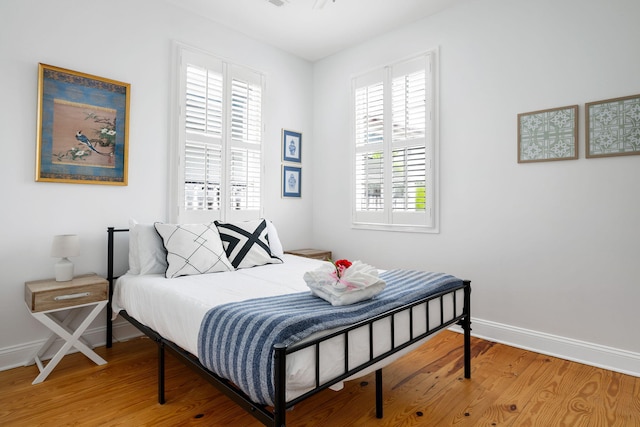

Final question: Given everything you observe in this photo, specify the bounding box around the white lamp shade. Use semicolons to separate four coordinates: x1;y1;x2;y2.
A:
51;235;80;258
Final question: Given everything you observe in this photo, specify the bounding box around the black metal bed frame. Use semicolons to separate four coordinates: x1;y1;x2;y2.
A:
106;226;472;426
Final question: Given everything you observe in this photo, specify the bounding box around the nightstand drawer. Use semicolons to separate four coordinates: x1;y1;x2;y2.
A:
25;274;108;312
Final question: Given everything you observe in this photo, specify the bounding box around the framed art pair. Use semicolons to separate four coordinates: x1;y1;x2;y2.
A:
281;129;301;197
517;94;640;163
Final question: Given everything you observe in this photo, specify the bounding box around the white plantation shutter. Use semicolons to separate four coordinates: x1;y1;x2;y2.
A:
352;52;437;231
175;46;264;223
184;142;221;211
185;65;223;135
392;65;427;142
228;70;262;212
355;80;384;147
391;59;429;222
184;63;223;213
355;150;384;211
229;148;261;210
392;146;426;211
355;75;385;216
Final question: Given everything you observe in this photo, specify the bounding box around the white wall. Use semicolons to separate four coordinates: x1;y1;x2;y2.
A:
312;0;640;373
0;0;313;368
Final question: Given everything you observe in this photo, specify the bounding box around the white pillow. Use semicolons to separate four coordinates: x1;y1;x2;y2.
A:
128;219;167;275
128;218;141;275
265;219;284;257
215;219;283;269
154;222;233;278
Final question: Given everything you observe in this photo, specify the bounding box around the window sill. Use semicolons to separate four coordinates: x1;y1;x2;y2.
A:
352;222;439;234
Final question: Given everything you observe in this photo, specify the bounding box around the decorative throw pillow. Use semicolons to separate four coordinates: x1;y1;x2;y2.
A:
127;218;141;275
128;219;168;275
264;219;284;257
154;222;233;278
215;219;283;269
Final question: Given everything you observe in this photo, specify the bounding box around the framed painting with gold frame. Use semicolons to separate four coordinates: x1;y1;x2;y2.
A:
36;64;130;185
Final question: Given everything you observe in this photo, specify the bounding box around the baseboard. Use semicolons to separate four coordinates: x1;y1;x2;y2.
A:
4;317;639;378
449;317;640;377
0;319;142;372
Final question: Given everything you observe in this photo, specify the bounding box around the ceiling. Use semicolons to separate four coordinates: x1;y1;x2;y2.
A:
166;0;468;62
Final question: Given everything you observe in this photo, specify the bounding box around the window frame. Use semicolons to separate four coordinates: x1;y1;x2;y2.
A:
351;49;439;233
170;42;265;224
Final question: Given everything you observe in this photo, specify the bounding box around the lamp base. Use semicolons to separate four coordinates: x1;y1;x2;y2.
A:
54;257;74;282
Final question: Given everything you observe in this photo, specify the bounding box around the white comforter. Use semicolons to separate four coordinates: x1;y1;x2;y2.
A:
113;255;323;355
113;255;460;401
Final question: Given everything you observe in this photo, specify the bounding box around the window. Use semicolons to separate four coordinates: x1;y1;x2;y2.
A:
352;52;437;232
172;45;264;223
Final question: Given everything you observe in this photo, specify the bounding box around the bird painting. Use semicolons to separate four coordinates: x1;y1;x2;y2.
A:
75;131;109;155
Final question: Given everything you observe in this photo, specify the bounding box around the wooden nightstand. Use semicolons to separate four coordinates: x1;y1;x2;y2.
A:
24;273;109;384
284;248;332;261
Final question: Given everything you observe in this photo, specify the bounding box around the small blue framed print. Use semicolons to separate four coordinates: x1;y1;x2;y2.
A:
282;129;302;163
282;165;301;198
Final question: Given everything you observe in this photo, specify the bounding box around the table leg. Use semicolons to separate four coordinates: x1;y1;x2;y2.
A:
25;309;82;367
30;301;108;384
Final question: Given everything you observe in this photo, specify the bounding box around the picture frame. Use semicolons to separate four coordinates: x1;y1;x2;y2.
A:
586;94;640;158
517;105;578;163
282;129;302;163
36;63;130;185
282;165;301;198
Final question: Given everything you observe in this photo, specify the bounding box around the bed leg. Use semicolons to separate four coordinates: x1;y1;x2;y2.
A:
106;304;112;348
158;341;166;405
375;369;383;419
463;280;472;379
273;343;287;426
106;227;114;348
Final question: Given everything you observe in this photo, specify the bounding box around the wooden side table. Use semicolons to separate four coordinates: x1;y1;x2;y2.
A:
24;273;109;384
284;248;332;261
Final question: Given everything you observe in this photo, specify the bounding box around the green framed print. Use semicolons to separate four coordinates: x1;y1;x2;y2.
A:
518;105;578;163
36;64;130;185
586;94;640;158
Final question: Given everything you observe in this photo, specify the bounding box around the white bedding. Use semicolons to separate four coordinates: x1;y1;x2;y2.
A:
113;254;463;401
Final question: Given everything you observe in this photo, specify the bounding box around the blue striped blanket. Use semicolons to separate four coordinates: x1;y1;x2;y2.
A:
197;270;463;406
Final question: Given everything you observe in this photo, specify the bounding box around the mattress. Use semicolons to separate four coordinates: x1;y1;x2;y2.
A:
112;254;463;401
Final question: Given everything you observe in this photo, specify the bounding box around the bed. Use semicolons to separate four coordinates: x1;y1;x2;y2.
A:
106;221;472;426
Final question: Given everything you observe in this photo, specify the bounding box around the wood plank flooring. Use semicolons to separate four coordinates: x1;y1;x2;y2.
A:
1;331;638;426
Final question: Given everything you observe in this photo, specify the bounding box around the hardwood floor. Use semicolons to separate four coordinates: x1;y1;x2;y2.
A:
1;331;638;426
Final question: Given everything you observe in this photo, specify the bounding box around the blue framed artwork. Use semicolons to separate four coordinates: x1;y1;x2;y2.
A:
36;64;130;185
282;165;301;198
517;105;578;163
586;94;640;158
282;129;302;163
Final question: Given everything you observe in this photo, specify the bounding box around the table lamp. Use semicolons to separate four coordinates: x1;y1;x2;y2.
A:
51;234;80;281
